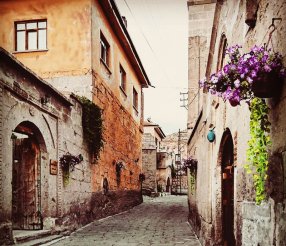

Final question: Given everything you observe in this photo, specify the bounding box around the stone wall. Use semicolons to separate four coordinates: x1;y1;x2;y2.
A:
142;149;157;194
90;76;142;192
56;190;142;230
187;1;216;129
187;0;286;245
0;48;143;244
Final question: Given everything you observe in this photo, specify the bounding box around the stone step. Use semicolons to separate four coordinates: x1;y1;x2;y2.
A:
16;234;63;246
14;230;52;243
13;229;64;245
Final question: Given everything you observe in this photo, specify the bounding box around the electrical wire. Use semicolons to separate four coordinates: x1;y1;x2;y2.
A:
122;0;173;85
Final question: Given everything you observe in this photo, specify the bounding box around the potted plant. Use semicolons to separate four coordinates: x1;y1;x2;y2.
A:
59;152;83;186
59;152;83;171
182;156;198;172
200;44;285;106
115;161;124;184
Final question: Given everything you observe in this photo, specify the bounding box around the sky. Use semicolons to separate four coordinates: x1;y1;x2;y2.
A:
115;0;188;135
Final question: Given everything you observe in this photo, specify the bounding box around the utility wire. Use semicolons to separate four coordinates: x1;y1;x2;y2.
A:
188;89;200;107
122;0;173;85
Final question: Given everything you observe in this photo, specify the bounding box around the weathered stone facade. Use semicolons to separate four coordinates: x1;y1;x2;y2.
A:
142;121;166;195
161;130;189;194
187;0;286;245
0;48;86;243
0;0;149;244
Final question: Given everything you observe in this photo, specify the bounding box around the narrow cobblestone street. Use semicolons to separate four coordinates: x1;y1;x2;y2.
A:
48;195;201;246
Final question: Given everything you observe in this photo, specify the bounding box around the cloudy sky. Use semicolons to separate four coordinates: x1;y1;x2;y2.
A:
116;0;188;135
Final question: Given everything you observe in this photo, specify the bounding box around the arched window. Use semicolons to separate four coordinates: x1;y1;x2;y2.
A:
217;34;228;72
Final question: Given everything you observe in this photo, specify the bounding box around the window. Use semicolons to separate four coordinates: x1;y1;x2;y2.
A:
119;65;126;93
100;32;110;66
15;20;47;52
133;87;138;111
217;34;228;71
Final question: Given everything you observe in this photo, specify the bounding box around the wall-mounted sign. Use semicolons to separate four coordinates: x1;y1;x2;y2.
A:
50;160;58;175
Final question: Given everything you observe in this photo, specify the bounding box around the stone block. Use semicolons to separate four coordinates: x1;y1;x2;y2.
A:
242;202;256;221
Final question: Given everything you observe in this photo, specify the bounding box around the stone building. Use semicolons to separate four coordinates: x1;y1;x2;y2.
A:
142;120;167;194
161;130;189;195
0;47;89;243
187;0;286;245
0;0;150;244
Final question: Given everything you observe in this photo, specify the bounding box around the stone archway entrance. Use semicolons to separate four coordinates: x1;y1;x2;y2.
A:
220;130;235;246
11;121;46;230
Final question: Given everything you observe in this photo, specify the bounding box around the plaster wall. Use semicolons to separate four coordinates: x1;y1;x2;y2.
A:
0;0;92;79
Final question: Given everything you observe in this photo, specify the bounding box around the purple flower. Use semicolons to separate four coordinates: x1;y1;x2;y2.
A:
262;55;269;63
234;79;240;88
210;74;218;83
251;45;260;53
264;64;272;72
209;88;216;95
250;70;257;78
223;64;230;73
222;86;233;100
199;78;207;88
230;64;236;70
198;44;285;107
229;89;241;106
240;73;245;79
246;77;253;84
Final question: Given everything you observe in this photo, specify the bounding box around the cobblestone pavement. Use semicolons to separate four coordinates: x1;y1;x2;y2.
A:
50;195;201;246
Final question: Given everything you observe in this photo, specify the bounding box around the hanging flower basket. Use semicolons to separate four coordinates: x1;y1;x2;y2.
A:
199;45;286;105
183;156;198;172
252;71;283;98
59;152;83;171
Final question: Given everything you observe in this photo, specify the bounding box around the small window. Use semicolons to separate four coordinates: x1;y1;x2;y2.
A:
15;20;47;52
100;32;110;66
119;65;126;93
217;34;228;71
133;87;138;111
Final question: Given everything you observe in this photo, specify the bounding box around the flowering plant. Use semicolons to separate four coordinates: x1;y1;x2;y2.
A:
200;45;285;106
182;156;198;171
59;152;83;171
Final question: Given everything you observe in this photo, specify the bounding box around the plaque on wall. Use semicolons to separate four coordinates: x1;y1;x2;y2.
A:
50;160;58;175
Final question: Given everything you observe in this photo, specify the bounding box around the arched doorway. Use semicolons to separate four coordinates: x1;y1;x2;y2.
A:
220;129;235;246
11;121;46;230
166;177;170;192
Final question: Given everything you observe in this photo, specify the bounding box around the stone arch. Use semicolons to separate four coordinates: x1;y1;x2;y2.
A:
11;121;47;230
215;128;235;246
13;121;47;152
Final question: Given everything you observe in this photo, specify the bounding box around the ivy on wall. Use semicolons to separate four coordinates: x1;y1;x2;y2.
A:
245;98;271;204
76;96;104;161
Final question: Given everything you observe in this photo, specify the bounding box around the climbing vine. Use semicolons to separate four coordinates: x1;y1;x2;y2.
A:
76;96;104;161
245;98;271;204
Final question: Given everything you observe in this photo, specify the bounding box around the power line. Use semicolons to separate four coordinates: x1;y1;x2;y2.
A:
122;0;173;85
